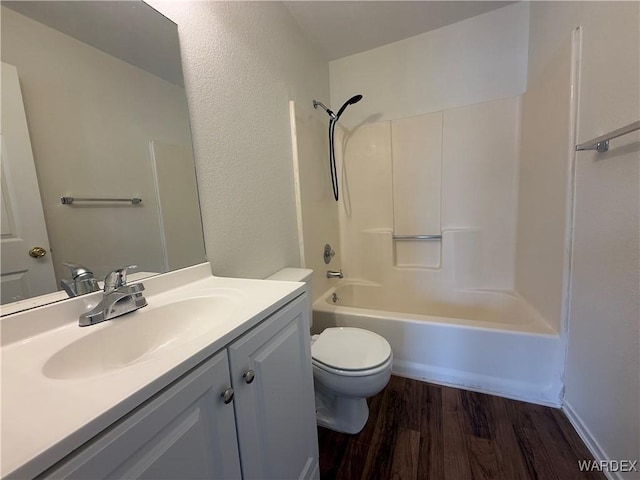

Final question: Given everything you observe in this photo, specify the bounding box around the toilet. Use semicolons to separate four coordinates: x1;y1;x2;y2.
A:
267;268;393;434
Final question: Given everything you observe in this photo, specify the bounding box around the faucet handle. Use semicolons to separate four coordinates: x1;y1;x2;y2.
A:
61;262;99;297
104;265;137;292
63;262;94;279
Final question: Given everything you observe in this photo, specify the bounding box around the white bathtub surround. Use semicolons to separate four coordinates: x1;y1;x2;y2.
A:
390;111;443;269
391;112;443;237
314;282;563;406
333;96;522;293
442;97;521;290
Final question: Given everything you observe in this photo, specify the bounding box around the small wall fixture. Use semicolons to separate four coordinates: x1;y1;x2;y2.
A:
60;196;142;205
575;120;639;153
323;244;335;264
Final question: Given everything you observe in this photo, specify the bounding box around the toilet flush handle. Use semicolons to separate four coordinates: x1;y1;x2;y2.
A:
243;370;256;384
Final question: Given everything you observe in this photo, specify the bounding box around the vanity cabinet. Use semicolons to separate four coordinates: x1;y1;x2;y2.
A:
40;295;319;480
229;295;319;479
39;350;242;479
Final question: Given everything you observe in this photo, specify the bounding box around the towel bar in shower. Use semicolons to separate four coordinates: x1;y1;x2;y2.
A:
60;196;142;205
392;234;442;240
575;120;640;152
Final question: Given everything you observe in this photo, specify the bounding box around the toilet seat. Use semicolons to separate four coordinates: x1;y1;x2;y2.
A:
312;356;392;377
311;327;392;377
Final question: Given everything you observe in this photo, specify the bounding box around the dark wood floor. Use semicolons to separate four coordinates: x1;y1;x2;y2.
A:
318;376;605;480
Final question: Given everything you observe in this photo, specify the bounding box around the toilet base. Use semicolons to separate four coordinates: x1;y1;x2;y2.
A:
314;387;369;434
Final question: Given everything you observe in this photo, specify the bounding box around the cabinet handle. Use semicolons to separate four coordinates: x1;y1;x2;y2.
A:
243;370;255;384
221;387;234;404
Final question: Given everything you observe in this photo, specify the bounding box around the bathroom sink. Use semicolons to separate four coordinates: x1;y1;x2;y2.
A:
43;295;240;380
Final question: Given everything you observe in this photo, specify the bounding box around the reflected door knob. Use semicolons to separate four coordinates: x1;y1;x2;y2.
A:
29;247;47;258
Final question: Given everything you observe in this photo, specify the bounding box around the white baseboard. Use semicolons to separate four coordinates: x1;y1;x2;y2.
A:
392;360;562;407
562;401;621;480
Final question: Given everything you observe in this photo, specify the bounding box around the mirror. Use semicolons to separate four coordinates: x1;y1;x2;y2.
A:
0;1;206;313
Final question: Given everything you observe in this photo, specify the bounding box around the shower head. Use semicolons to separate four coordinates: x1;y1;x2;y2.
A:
313;100;336;120
314;94;363;202
335;94;363;120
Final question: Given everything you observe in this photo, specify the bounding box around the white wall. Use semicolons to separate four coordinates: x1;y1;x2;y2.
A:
1;7;193;282
527;2;639;476
329;2;529;126
148;1;330;279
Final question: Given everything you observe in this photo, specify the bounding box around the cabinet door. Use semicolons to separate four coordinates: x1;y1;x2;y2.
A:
41;351;241;480
228;295;320;480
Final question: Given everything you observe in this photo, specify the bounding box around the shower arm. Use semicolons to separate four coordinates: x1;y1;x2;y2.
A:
313;100;336;119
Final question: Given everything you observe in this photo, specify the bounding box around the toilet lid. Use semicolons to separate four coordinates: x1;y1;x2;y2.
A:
312;327;391;371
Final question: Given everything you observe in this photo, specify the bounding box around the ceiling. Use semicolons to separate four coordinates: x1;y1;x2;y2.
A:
3;1;184;86
5;1;517;82
283;1;517;61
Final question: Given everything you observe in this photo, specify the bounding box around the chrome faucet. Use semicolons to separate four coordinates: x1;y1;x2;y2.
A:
60;262;100;297
326;269;344;279
79;265;147;327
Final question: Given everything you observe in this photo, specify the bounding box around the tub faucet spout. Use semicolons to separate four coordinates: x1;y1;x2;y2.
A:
327;269;344;279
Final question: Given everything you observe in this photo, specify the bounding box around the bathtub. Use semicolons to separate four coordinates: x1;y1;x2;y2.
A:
313;282;564;406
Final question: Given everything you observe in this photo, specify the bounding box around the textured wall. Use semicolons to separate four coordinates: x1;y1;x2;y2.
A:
148;1;330;278
528;1;639;474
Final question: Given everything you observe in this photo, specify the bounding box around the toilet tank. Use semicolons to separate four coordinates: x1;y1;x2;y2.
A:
266;268;313;299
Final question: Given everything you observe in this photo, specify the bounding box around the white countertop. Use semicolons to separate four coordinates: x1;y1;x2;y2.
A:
0;264;304;478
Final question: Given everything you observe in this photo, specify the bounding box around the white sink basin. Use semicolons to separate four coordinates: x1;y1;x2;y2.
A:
43;294;240;380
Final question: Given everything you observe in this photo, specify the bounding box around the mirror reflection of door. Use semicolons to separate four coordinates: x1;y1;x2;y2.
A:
0;2;206;312
1;63;57;304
